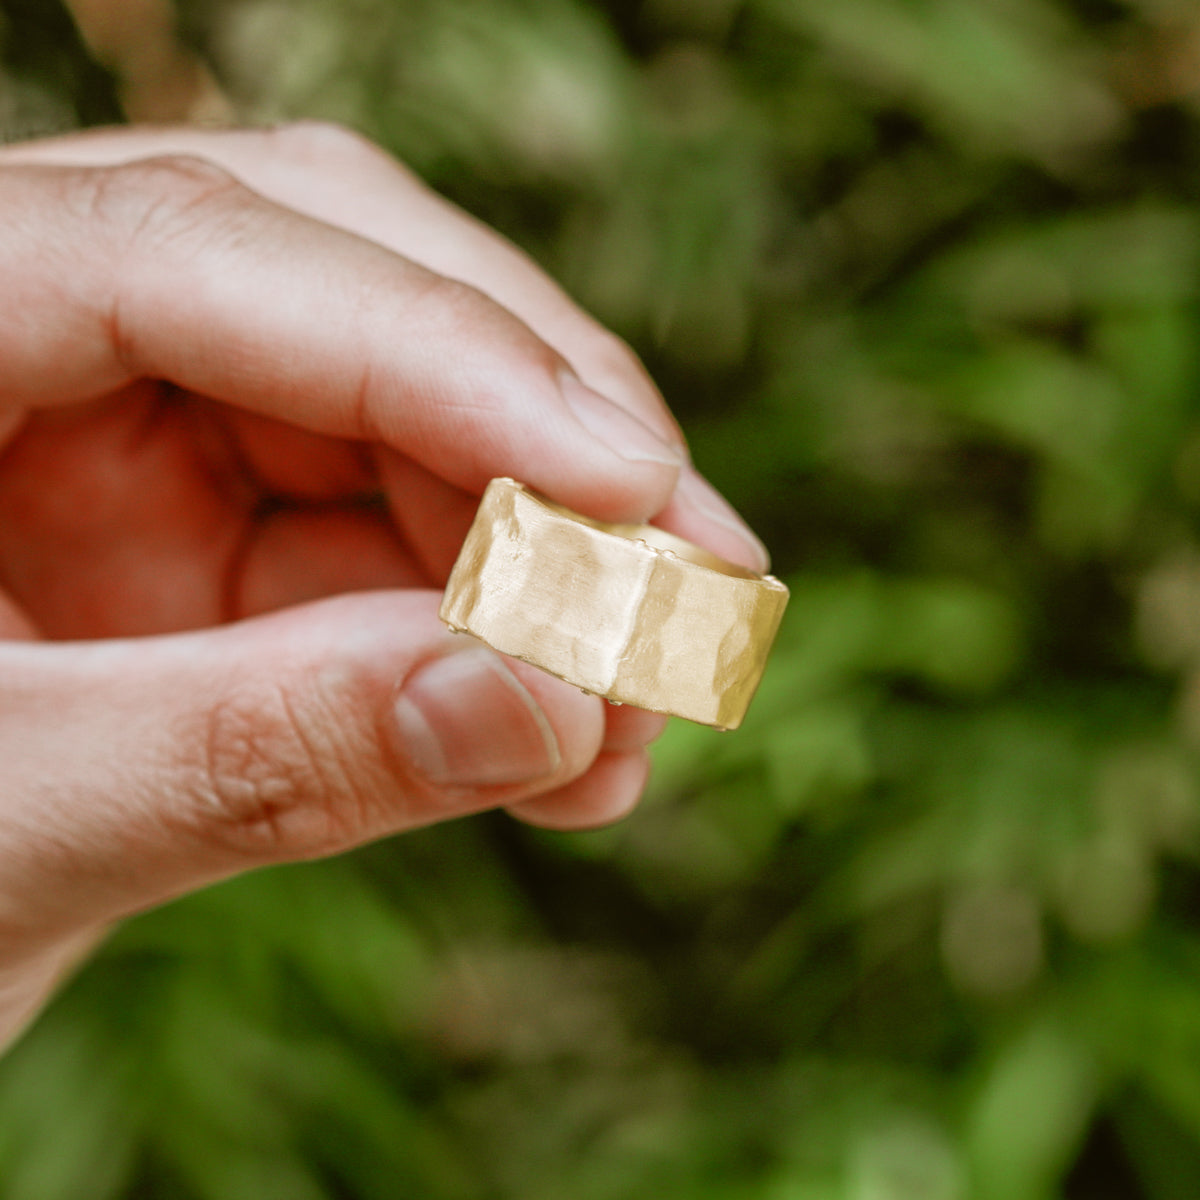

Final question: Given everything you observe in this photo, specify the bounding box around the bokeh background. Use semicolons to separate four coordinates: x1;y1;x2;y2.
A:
4;0;1200;1195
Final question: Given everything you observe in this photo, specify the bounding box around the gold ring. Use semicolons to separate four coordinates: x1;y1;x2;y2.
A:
439;478;788;729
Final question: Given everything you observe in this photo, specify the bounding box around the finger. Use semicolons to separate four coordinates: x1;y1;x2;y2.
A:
221;409;379;501
0;590;38;640
601;705;669;753
0;591;617;947
0;407;25;454
374;447;477;583
653;468;771;575
0;157;682;526
1;126;770;572
0;928;103;1051
0;123;684;447
0;384;254;638
506;750;650;831
233;507;431;618
0;390;421;637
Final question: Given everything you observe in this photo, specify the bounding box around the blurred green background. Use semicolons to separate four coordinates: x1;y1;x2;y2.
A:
4;0;1200;1195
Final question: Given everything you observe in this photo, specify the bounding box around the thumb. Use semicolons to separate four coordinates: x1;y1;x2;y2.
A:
0;592;604;947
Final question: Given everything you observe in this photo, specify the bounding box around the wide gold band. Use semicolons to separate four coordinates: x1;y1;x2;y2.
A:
439;478;788;729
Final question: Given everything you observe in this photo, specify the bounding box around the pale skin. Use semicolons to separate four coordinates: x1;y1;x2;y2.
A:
0;122;769;1050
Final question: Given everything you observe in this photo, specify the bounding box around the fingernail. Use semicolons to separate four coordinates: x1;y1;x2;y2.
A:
676;471;771;574
560;372;684;469
394;648;561;787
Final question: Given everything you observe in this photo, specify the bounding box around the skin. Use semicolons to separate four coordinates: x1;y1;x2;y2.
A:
0;122;769;1050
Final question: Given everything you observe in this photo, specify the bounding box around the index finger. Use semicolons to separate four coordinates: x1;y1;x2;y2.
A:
0;122;683;449
0;156;682;524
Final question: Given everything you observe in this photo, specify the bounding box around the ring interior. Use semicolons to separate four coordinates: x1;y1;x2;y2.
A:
528;488;764;581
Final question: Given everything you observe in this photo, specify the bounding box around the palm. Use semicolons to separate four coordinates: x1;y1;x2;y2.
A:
0;384;437;640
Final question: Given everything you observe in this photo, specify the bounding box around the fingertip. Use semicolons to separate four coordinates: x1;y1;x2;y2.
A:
571;335;685;452
655;468;771;575
603;704;669;753
559;372;684;471
506;749;650;831
551;372;683;523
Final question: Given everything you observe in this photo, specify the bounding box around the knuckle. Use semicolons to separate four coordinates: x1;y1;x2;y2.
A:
189;681;373;861
78;156;252;372
423;273;485;325
82;154;244;237
426;274;559;372
412;273;509;354
588;329;654;388
263;119;388;170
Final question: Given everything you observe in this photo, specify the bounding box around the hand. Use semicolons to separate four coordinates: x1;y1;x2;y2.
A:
0;123;769;1046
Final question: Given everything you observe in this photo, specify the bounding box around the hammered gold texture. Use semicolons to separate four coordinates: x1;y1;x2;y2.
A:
439;478;789;729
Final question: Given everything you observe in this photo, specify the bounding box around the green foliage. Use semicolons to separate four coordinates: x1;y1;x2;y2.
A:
6;0;1200;1195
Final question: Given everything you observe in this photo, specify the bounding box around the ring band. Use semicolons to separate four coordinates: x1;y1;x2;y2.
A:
439;478;788;729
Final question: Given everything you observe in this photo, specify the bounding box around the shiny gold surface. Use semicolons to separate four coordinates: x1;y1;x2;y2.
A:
439;478;789;729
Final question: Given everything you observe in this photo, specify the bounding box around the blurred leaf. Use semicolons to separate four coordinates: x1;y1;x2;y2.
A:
965;1019;1097;1200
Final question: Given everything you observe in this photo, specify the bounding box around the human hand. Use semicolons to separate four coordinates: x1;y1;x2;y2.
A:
0;123;769;1045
